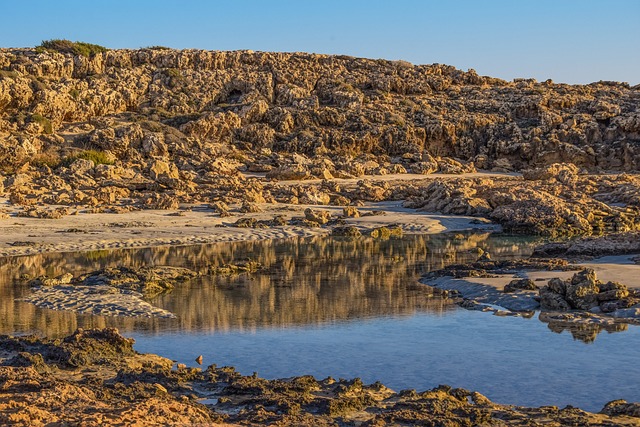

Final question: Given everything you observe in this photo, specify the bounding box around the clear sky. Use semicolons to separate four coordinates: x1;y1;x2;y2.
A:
2;0;638;84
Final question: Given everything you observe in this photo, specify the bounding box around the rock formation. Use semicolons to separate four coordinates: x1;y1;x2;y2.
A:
539;268;639;314
1;47;638;172
0;46;638;236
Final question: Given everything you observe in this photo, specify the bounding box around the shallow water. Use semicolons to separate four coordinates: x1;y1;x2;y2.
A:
132;311;640;411
1;233;639;411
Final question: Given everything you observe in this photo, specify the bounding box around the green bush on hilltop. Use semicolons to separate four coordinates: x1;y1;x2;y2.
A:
37;39;108;57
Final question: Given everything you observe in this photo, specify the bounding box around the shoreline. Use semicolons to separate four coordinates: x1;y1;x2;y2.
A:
2;193;640;425
0;43;639;426
422;254;640;329
1;327;639;426
0;200;498;257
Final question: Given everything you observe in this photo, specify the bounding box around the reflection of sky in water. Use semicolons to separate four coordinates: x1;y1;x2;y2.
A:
1;233;639;411
132;310;640;412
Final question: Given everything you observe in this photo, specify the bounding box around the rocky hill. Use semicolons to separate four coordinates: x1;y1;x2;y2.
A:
0;45;639;235
1;46;639;172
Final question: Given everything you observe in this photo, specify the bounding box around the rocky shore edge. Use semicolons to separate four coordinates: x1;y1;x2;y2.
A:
420;236;640;342
1;327;639;426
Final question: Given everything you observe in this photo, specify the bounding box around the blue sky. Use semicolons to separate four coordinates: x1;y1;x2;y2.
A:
2;0;638;84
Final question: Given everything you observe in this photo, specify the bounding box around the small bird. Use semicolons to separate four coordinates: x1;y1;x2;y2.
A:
195;355;203;365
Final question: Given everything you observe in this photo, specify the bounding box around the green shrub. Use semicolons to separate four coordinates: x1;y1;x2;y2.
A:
31;153;61;169
30;114;53;134
146;45;171;50
62;150;114;167
166;68;182;78
38;39;108;57
69;88;80;100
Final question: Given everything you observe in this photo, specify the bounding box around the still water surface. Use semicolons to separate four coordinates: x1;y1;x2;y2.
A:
1;233;639;411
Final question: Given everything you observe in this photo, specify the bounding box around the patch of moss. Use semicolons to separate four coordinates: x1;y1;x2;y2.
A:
30;114;53;134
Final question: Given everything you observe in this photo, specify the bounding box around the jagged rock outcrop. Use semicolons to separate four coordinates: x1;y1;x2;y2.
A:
400;174;640;236
1;47;638;173
0;47;639;236
539;269;639;314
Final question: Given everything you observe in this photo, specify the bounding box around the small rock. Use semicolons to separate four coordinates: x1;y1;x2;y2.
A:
547;277;566;295
154;383;168;394
304;208;331;224
342;206;360;218
240;201;262;213
504;279;537;293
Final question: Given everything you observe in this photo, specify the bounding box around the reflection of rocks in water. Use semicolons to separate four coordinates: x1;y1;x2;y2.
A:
539;312;629;343
0;233;538;337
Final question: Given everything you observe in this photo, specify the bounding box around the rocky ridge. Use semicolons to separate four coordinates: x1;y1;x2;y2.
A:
1;48;639;172
0;47;639;236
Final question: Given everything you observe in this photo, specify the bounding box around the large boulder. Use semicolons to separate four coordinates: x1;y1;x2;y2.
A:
565;269;600;310
539;269;637;313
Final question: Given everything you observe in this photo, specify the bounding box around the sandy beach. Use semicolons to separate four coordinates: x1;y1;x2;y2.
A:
0;198;498;257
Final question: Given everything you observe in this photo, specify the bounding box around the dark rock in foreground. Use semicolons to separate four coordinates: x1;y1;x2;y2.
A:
1;328;639;426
